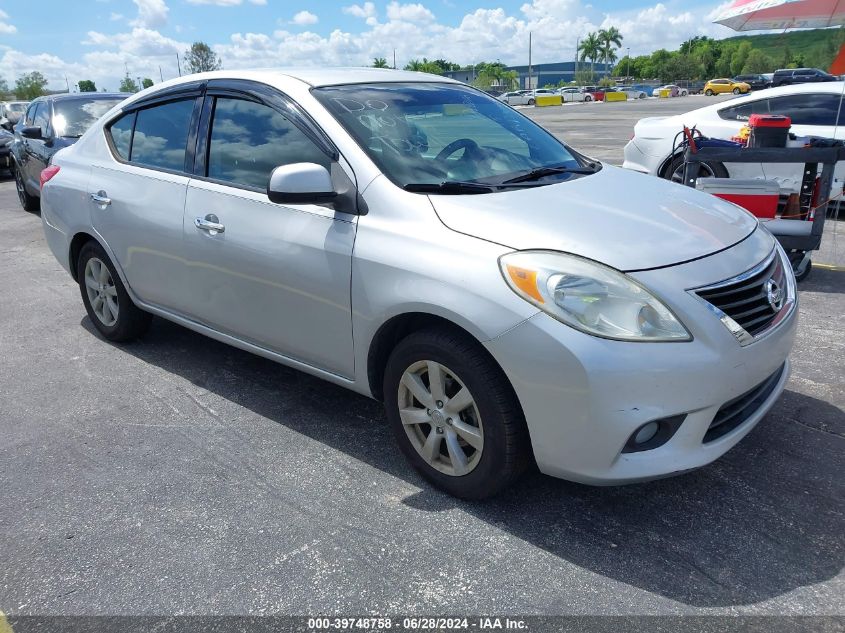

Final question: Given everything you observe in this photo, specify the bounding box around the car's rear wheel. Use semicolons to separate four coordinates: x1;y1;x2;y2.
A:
665;153;728;185
585;95;592;102
638;93;646;99
13;162;39;212
383;327;530;499
527;98;535;106
77;241;151;342
705;89;714;96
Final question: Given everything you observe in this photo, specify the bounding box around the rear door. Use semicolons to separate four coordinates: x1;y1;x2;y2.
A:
181;83;356;377
90;93;201;312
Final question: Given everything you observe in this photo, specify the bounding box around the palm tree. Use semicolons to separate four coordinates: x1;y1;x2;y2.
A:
598;27;623;78
372;57;389;68
578;32;601;82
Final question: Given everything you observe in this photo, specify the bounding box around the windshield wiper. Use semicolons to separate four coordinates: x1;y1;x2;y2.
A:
404;181;495;194
501;164;598;185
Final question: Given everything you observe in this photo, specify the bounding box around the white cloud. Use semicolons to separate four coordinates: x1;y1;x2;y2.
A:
0;8;17;34
130;0;169;28
0;0;738;93
110;12;124;21
186;0;266;5
291;10;319;26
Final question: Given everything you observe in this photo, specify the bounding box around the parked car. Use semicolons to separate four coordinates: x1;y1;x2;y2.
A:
704;78;751;95
11;93;128;211
41;69;797;499
532;88;556;96
0;100;29;127
0;127;13;172
772;68;837;87
581;86;605;101
733;74;772;90
624;81;845;191
559;87;589;102
658;84;687;97
618;87;647;99
499;91;535;106
631;84;655;97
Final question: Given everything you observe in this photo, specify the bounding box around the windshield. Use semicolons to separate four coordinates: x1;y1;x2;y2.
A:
312;82;584;190
53;98;123;138
8;103;26;112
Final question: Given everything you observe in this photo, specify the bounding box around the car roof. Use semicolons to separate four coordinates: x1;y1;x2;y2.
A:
50;92;130;102
685;81;845;117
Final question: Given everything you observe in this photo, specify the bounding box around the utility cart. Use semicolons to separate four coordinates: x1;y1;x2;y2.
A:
682;145;845;280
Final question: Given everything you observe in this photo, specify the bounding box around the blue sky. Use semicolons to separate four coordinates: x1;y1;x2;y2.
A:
0;0;733;90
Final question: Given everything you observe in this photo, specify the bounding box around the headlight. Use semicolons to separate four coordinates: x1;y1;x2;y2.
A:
499;251;691;342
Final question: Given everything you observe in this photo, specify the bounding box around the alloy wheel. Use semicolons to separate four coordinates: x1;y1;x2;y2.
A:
671;161;716;184
84;257;119;327
14;166;27;207
397;360;484;477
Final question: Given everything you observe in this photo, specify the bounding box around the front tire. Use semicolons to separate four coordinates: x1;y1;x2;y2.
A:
13;162;39;212
664;153;728;185
77;241;151;342
705;89;714;96
527;98;535;106
383;327;531;499
733;87;741;95
585;95;592;102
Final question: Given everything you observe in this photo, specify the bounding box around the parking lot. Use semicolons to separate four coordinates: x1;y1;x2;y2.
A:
1;98;843;620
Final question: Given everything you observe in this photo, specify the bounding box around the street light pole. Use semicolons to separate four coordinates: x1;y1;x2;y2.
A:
626;47;630;84
528;31;533;90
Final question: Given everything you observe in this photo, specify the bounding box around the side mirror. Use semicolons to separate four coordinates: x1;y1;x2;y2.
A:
267;163;336;205
21;126;43;140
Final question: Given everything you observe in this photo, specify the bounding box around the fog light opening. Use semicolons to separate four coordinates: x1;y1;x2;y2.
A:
622;414;686;454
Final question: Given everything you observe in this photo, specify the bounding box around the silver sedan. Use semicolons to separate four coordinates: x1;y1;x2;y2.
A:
40;69;797;499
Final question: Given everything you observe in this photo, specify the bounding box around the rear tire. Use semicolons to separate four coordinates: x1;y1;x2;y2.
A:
77;241;151;342
383;327;531;499
528;98;535;106
13;162;39;212
585;95;592;102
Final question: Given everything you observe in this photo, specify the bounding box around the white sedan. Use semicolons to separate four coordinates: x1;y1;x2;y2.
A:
559;88;589;102
619;87;647;100
623;81;845;190
498;91;535;106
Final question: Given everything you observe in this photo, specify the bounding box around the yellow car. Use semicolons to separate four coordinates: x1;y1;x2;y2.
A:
704;79;751;95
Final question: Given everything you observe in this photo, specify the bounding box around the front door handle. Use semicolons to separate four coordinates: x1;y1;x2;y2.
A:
90;191;111;206
195;214;225;235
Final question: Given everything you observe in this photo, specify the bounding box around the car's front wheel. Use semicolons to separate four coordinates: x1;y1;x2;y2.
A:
733;87;741;94
585;95;592;101
705;89;714;96
13;162;39;212
383;327;530;499
527;98;535;106
77;241;151;342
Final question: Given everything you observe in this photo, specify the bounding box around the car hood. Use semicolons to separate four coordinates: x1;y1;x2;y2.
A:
429;165;758;271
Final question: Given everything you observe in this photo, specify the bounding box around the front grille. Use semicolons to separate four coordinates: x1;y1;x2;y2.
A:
704;363;785;443
695;251;787;338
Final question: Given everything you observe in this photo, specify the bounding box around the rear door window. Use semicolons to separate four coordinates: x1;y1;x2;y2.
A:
130;99;195;172
717;98;769;121
767;94;844;126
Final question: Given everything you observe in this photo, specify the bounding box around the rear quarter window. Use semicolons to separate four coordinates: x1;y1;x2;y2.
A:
108;112;135;160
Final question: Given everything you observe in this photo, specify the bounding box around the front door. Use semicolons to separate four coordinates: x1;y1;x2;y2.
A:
182;94;356;377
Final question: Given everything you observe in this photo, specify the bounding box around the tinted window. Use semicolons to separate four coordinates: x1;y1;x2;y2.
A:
24;103;37;126
131;99;195;171
109;112;135;160
767;94;844;126
33;102;50;135
718;97;770;121
54;98;124;138
207;98;329;189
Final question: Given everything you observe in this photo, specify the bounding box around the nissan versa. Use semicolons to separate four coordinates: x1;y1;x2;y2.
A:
40;69;797;499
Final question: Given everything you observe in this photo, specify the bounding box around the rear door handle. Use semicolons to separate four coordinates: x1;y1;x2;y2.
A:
90;191;111;206
195;214;225;234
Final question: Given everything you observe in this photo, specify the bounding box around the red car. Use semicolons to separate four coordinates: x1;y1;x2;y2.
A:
580;86;605;101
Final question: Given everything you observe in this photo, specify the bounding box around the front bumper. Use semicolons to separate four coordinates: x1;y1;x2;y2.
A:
484;233;798;485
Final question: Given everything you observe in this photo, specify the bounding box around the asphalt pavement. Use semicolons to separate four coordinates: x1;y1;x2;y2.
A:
0;98;843;621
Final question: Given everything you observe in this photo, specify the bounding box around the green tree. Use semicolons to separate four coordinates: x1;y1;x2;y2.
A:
372;57;389;68
184;41;222;74
742;49;775;74
119;76;139;93
141;78;154;89
730;41;753;76
598;26;623;73
578;32;602;82
78;80;97;92
0;78;10;97
15;71;48;100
